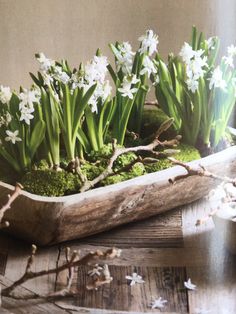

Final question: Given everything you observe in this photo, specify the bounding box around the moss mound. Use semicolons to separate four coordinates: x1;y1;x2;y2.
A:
145;144;201;173
141;107;177;139
21;170;82;197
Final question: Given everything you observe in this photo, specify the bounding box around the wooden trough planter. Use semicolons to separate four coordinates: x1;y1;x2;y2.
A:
1;146;236;246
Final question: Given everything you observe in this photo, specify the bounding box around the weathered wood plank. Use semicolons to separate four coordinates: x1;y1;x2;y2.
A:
81;209;183;248
56;265;188;313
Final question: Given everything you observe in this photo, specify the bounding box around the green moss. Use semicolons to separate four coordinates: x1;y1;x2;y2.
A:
141;107;177;139
113;152;137;172
145;144;201;173
81;162;105;181
21;170;82;197
87;144;113;162
32;159;50;170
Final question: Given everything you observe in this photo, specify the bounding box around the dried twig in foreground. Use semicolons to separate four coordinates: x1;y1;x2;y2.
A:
1;245;121;300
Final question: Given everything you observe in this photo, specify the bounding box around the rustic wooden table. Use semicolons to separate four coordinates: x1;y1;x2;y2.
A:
0;197;235;314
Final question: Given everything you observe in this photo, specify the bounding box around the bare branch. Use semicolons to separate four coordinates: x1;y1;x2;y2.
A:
0;183;23;229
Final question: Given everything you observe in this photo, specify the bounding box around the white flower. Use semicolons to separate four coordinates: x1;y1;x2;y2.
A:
87;264;103;277
118;75;139;99
179;42;195;63
125;272;145;286
85;55;108;84
0;86;12;104
116;42;134;75
140;56;157;78
37;53;55;72
209;66;227;91
150;297;168;309
19;107;35;125
19;89;39;109
227;45;236;57
5;130;22;144
184;278;197;290
223;55;234;68
53;66;70;84
186;78;199;93
102;80;112;100
139;30;159;56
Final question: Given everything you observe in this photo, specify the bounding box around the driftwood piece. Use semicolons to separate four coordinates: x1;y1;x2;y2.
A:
1;146;236;246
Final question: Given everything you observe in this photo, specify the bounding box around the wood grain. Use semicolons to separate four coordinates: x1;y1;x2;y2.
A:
81;209;183;248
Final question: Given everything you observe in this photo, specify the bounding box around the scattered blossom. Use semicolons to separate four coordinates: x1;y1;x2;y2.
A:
18;89;40;125
179;42;195;63
227;45;236;57
53;66;70;84
150;297;168;309
87;264;103;277
118;75;139;99
5;130;22;144
140;55;157;77
125;272;145;286
209;66;227;91
184;278;197;290
139;29;159;56
0;85;12;104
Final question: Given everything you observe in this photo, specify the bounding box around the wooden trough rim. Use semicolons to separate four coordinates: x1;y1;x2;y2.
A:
1;145;236;204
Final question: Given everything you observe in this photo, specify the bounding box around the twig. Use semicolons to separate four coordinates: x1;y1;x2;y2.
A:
1;246;121;298
0;183;23;228
168;158;236;185
80;118;179;192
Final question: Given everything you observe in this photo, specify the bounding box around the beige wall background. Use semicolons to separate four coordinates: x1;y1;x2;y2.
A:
0;0;235;89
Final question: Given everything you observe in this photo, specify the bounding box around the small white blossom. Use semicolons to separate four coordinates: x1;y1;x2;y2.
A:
150;297;168;309
87;264;103;277
118;75;139;100
138;29;159;56
179;42;195;63
19;107;35;125
0;86;12;104
116;42;134;75
184;278;197;290
5;130;22;144
206;37;215;50
140;56;157;78
209;66;227;91
125;272;145;286
223;55;234;68
227;44;236;57
186;78;199;93
37;53;55;72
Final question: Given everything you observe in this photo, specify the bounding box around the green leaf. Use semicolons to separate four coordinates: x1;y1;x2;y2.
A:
29;120;46;158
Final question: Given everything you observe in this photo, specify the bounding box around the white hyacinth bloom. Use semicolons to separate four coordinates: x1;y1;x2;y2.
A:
116;42;134;75
209;66;227;91
5;130;22;144
179;42;195;63
118;75;139;99
227;44;236;57
184;278;197;290
223;55;234;68
138;29;159;56
0;85;12;104
140;56;157;78
37;53;55;72
186;78;199;93
19;107;35;125
150;297;168;309
125;272;145;286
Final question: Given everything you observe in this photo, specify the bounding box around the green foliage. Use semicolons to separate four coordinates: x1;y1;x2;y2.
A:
21;170;81;197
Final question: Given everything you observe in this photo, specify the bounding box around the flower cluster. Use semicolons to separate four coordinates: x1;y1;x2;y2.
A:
209;66;226;91
179;42;208;93
223;44;236;68
0;85;12;104
116;42;134;75
138;29;159;56
19;88;41;125
79;55;112;113
118;74;139;99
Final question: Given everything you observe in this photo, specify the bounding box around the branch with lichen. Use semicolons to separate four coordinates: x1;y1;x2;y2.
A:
80;118;180;192
1;245;121;300
0;182;23;229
